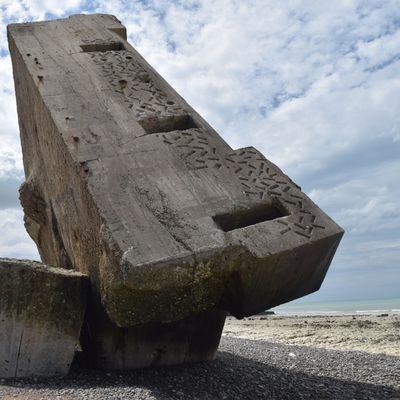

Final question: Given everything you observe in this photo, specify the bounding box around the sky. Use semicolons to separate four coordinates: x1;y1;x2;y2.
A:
0;0;399;303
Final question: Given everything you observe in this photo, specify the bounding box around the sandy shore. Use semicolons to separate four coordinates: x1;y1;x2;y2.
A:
223;313;400;357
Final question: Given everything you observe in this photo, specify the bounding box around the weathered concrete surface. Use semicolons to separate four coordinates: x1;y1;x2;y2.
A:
8;15;343;330
83;301;226;369
0;258;88;378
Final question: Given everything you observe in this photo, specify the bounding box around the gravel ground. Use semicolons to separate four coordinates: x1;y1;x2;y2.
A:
0;337;399;399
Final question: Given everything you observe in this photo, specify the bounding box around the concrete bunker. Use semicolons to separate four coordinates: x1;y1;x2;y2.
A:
4;14;344;376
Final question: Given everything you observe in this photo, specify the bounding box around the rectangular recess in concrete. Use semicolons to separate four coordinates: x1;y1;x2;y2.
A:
213;202;289;232
80;42;125;52
138;114;198;134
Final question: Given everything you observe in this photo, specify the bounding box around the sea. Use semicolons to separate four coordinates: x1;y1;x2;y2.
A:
270;297;400;316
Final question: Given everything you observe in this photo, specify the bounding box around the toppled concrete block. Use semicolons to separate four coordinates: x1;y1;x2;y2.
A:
0;258;88;378
8;14;343;368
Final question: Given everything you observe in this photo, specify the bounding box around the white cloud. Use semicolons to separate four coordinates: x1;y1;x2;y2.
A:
308;159;400;234
356;239;400;252
0;208;39;260
0;148;23;179
0;57;21;151
15;0;84;19
23;0;84;17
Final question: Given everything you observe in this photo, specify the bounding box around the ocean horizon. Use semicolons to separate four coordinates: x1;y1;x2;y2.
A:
270;297;400;316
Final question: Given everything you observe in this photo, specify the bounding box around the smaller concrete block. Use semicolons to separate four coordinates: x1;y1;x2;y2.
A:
85;303;226;370
0;258;88;378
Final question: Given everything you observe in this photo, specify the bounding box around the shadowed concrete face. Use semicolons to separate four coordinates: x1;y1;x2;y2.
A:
8;14;343;369
0;258;88;378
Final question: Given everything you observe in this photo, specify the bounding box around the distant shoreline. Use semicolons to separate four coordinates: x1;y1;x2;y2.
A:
223;313;400;357
269;297;400;316
269;310;400;316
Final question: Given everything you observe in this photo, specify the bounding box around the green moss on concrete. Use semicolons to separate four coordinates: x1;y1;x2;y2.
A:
0;259;88;338
102;246;253;327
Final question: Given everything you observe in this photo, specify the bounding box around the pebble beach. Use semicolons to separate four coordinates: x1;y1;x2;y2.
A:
224;313;400;357
0;314;399;399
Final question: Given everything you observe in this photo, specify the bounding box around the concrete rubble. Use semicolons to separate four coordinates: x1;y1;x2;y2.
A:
5;14;344;373
0;258;87;378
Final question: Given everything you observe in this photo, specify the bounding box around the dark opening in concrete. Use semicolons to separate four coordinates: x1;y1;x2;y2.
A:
213;202;289;232
139;114;198;134
80;42;125;52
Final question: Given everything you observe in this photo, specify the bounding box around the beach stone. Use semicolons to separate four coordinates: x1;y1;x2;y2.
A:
8;14;343;368
0;258;88;378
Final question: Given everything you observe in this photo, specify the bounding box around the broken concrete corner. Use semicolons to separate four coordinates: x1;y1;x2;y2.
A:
0;258;88;378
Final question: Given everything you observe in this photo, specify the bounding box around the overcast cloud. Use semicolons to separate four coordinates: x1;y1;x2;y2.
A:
0;0;399;302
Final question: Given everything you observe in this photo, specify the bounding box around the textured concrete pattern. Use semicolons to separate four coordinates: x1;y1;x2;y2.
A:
8;14;343;369
0;258;88;378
